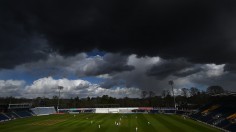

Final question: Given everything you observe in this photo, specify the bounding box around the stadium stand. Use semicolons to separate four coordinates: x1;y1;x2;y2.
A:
7;103;33;119
0;103;39;122
95;108;109;113
201;105;220;116
0;104;10;121
119;108;138;113
14;111;33;118
0;104;8;113
31;107;56;115
83;109;95;113
68;110;82;114
0;113;9;121
227;113;236;122
108;108;119;113
189;99;236;132
59;108;96;114
5;112;19;119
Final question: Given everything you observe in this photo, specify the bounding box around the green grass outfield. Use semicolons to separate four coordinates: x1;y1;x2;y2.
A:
0;114;220;132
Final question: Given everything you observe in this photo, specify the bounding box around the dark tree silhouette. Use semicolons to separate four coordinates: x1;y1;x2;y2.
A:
149;91;155;98
181;88;188;98
141;91;147;99
206;85;224;95
190;87;200;96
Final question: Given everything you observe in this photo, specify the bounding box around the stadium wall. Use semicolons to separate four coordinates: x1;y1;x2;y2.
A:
95;107;139;113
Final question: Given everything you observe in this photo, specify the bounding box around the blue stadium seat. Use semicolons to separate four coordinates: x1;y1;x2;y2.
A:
0;114;9;121
14;111;32;118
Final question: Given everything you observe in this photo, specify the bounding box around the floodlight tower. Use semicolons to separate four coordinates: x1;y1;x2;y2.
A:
57;86;63;113
168;80;176;113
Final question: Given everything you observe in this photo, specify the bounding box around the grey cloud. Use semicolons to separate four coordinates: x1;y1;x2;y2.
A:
224;64;236;73
75;83;90;90
99;56;172;93
72;53;134;77
1;0;236;70
100;56;236;95
0;80;26;97
95;53;135;75
173;67;202;77
146;59;193;79
100;79;125;89
16;53;134;78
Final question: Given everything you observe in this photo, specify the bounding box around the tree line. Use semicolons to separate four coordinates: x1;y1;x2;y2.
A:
0;85;232;109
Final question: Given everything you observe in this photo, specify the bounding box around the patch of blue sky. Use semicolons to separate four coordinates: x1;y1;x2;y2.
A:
180;82;206;91
80;76;106;84
192;83;207;91
86;49;106;57
0;68;72;84
0;68;109;86
0;69;36;84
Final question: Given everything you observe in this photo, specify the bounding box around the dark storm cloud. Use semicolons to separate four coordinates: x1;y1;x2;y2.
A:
173;68;202;78
100;53;135;74
0;1;52;69
146;59;194;79
1;0;236;69
224;64;236;73
0;27;49;69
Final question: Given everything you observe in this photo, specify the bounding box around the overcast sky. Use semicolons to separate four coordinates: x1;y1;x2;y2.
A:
0;0;236;98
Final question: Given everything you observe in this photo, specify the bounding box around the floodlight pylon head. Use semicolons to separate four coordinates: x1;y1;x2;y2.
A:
58;86;64;90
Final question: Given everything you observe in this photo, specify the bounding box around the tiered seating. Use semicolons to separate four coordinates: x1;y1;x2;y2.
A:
227;113;236;121
190;101;236;132
201;105;220;116
1;104;34;122
227;124;236;132
216;119;230;127
0;113;9;121
31;107;56;115
14;111;32;118
5;112;20;119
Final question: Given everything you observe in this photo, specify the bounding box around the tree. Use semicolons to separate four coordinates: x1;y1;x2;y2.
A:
74;96;80;107
190;87;200;96
181;88;188;98
207;85;224;95
141;91;147;99
149;91;155;98
162;90;170;98
162;90;166;98
87;96;91;101
101;95;109;104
